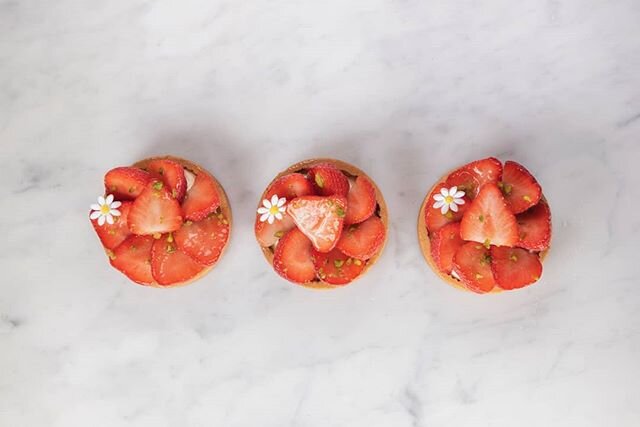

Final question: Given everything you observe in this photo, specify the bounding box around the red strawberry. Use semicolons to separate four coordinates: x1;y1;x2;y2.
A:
265;173;314;200
146;159;187;202
335;216;385;260
110;235;155;285
287;196;347;253
516;200;551;251
151;236;206;286
273;228;317;284
446;169;481;199
307;163;350;197
461;157;503;187
344;176;377;224
425;183;469;233
255;214;296;247
174;213;230;265
490;246;542;290
312;248;365;285
430;222;465;275
182;172;221;221
90;201;132;250
500;161;542;214
104;167;152;200
452;242;496;293
460;183;518;247
128;181;183;235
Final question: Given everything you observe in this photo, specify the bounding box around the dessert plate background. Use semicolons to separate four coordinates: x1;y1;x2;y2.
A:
1;0;639;426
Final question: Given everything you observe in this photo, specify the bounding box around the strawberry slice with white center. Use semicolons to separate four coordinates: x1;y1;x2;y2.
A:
425;183;469;233
307;163;350;197
265;173;314;200
255;214;296;247
430;222;465;275
500;161;542;214
460;183;518;247
151;235;207;286
90;201;132;250
182;172;221;221
128;181;183;235
344;176;377;224
452;242;496;293
461;157;503;188
273;228;317;284
146;159;188;202
490;246;542;290
335;215;386;260
516;200;551;251
110;235;155;285
286;195;347;253
104;167;152;200
312;248;365;285
174;213;230;265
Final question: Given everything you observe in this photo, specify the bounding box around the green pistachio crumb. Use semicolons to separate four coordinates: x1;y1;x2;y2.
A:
334;259;345;268
353;259;362;266
274;231;284;238
479;214;484;223
523;195;532;202
152;181;164;191
315;173;325;188
336;206;346;218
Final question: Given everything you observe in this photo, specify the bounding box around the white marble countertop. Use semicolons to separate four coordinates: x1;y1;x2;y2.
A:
2;0;639;426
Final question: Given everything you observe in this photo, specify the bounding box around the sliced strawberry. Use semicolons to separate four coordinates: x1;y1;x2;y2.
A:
516;200;551;251
490;246;542;290
335;216;385;260
104;167;152;200
446;169;481;199
307;163;350;197
174;213;230;265
146;159;187;202
425;183;469;233
151;236;206;286
265;173;314;201
90;201;132;250
287;196;346;253
110;235;155;285
182;172;220;221
128;181;183;235
461;157;503;188
312;248;365;285
273;228;317;284
460;183;518;247
255;214;296;247
344;176;377;224
452;242;495;293
500;161;542;214
430;222;465;275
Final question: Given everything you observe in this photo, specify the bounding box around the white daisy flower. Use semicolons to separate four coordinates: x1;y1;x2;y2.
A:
432;186;465;215
257;194;287;224
90;194;122;226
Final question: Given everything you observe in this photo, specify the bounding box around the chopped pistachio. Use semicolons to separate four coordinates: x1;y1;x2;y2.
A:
523;195;532;202
510;253;518;262
314;173;325;188
152;181;163;191
333;259;345;268
479;214;484;223
166;234;174;243
274;231;285;238
353;259;362;266
336;206;345;217
483;239;491;249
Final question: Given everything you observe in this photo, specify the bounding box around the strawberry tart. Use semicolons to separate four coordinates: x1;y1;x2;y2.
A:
255;159;388;289
418;157;551;294
89;156;231;287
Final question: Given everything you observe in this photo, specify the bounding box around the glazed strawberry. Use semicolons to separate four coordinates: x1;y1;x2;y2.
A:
460;183;518;247
182;172;220;221
490;246;542;290
344;176;377;224
500;161;542;214
151;236;206;286
174;213;230;265
255;214;296;247
307;163;350;197
446;169;481;199
336;216;385;260
287;195;347;253
430;222;465;275
146;159;187;202
90;201;132;250
128;181;183;235
109;235;155;285
265;173;314;200
516;201;551;251
312;248;365;285
425;183;468;232
104;167;152;200
273;228;317;284
452;242;496;293
461;157;502;187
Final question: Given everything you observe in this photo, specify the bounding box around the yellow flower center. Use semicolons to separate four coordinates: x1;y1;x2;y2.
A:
445;195;454;204
269;205;280;215
100;205;111;214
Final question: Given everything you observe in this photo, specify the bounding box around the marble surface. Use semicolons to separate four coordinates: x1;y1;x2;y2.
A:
2;0;640;425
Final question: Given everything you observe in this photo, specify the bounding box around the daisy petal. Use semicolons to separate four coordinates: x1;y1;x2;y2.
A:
453;191;465;199
90;204;101;211
454;198;465;205
257;207;270;214
98;196;106;206
262;199;271;209
106;214;114;225
278;206;286;213
90;211;101;220
268;215;275;224
105;194;114;205
440;188;449;197
271;195;279;206
277;197;286;207
440;204;450;215
433;194;445;202
260;213;270;222
98;215;106;226
110;201;122;209
449;186;458;195
433;200;445;209
111;209;121;217
275;212;283;220
450;203;458;213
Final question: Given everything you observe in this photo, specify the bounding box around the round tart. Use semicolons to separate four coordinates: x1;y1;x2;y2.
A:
255;158;388;289
89;156;231;287
418;157;551;294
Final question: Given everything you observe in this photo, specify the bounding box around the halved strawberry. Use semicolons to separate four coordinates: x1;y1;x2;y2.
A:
344;176;377;224
128;181;183;235
265;173;314;200
500;161;542;214
425;183;469;233
461;157;503;188
335;216;385;260
90;201;132;250
460;183;518;247
151;236;206;286
287;196;346;253
307;163;350;197
110;235;155;285
146;159;187;202
516;200;551;251
104;167;152;200
446;169;481;199
430;222;465;275
452;242;495;293
312;248;365;285
490;246;542;290
174;213;230;265
255;214;296;247
182;172;220;221
273;228;317;284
